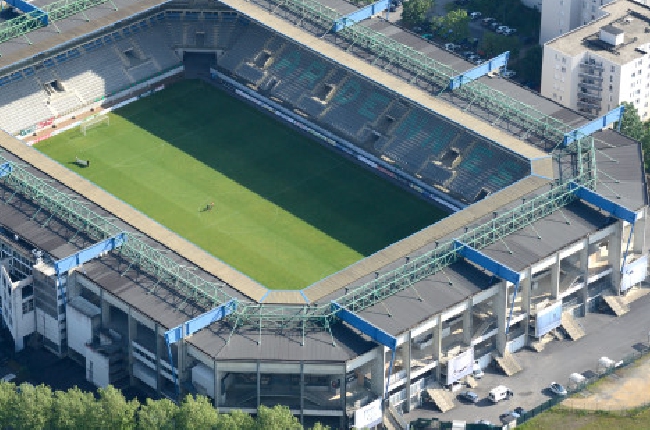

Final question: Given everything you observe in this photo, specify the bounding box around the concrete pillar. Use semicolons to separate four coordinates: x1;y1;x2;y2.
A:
155;324;162;395
404;332;412;411
371;346;385;398
521;268;532;345
609;220;623;295
494;281;507;355
256;360;261;408
463;298;473;345
127;309;136;386
550;253;561;300
340;366;347;430
433;319;442;381
177;339;186;399
214;360;220;407
100;290;110;327
581;238;590;315
299;362;304;426
633;208;646;254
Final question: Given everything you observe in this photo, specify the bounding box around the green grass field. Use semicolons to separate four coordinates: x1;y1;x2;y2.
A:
37;80;447;290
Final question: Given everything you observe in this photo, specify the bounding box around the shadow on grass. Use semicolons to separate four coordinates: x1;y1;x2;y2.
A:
111;79;448;256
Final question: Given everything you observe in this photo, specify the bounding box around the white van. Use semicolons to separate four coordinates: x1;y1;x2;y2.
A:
472;362;484;379
488;385;513;403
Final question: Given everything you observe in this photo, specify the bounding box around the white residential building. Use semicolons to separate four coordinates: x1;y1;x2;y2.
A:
541;0;613;44
542;0;650;119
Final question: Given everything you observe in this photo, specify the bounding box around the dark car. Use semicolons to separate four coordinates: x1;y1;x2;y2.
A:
459;390;479;403
514;406;527;416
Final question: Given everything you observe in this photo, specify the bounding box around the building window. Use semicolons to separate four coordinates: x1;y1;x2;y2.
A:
610;75;613;83
22;299;33;315
553;93;557;98
561;67;566;72
609;85;613;91
611;66;616;73
562;58;566;64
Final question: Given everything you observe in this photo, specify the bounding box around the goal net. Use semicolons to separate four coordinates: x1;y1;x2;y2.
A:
80;115;109;136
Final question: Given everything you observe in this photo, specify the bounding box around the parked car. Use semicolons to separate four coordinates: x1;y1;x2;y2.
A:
482;17;496;26
550;382;568;396
459;390;480;403
499;410;521;422
462;50;474;59
444;43;460;52
504;28;517;36
514;406;527;416
502;70;516;78
496;25;510;34
475;420;492;425
470;12;482;20
473;57;484;65
490;22;502;31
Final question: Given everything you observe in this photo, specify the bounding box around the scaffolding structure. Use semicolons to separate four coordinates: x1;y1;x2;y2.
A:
0;148;595;337
0;0;116;46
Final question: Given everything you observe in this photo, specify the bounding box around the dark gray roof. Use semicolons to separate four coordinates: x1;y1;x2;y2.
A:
0;0;168;72
480;201;613;273
357;261;489;336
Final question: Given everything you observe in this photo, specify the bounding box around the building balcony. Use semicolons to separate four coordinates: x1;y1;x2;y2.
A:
578;72;603;81
577;99;601;110
577;91;602;101
579;81;602;91
580;61;603;71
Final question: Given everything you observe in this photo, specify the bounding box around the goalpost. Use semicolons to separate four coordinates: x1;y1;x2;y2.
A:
80;115;109;136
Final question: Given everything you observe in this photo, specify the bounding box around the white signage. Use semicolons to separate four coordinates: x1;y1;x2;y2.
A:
353;398;382;429
446;347;474;385
621;255;648;292
535;301;563;338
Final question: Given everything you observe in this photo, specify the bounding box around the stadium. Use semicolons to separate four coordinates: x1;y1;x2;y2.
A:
0;0;647;428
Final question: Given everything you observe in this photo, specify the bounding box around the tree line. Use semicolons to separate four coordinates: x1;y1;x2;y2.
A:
0;383;332;430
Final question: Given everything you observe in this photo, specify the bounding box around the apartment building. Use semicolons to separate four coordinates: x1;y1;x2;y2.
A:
540;0;612;44
542;0;650;118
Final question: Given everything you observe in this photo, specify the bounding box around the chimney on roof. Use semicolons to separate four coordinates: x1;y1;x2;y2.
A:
600;25;625;46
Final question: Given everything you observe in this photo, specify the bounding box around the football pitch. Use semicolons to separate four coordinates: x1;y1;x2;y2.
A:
37;80;447;290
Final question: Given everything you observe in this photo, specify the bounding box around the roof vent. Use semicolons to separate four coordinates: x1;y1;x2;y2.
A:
600;25;625;46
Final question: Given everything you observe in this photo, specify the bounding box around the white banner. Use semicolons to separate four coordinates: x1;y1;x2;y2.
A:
353;398;382;429
621;255;648;292
535;300;563;338
446;347;474;385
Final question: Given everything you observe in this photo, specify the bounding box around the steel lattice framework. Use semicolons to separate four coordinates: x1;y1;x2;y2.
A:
0;0;115;46
262;0;574;143
0;146;595;335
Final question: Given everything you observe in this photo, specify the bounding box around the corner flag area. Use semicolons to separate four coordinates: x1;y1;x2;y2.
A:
36;80;447;290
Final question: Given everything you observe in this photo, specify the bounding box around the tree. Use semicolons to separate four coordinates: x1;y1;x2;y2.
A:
255;405;303;430
51;387;103;430
402;0;433;29
310;423;332;430
480;32;520;60
514;45;542;88
432;9;469;43
137;398;178;430
176;394;219;430
98;386;139;430
10;383;54;430
618;102;645;141
216;409;256;430
0;381;18;426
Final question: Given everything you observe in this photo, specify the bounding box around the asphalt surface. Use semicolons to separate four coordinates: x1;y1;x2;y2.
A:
404;289;650;425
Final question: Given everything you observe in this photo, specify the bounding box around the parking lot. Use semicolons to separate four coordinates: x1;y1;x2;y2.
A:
405;289;650;425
